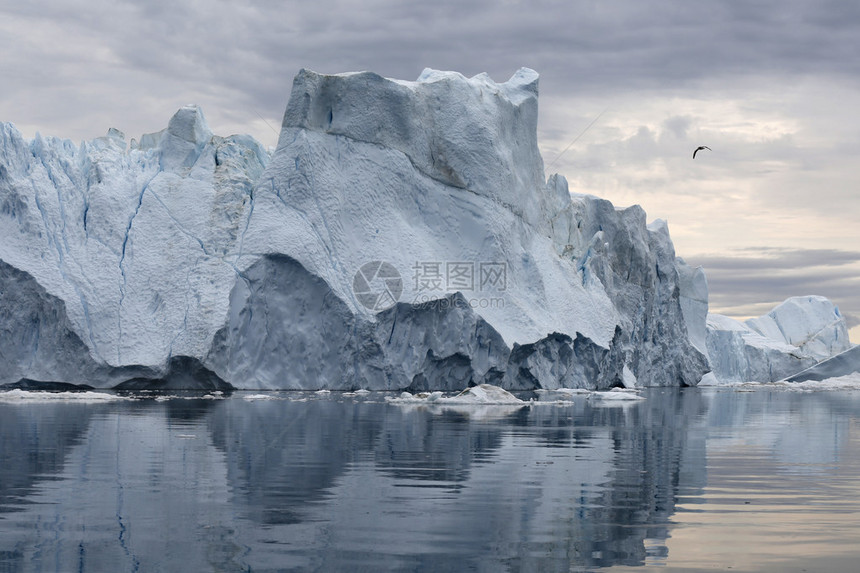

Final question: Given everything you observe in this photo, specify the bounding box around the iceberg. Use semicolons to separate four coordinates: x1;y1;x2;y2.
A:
704;296;852;383
786;344;860;383
0;105;269;387
387;384;524;405
0;67;737;391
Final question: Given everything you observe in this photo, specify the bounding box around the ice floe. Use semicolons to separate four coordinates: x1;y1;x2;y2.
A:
0;389;129;402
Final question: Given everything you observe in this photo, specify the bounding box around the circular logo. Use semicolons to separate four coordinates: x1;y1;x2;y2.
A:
352;261;403;312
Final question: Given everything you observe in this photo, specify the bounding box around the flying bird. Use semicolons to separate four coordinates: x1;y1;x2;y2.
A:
693;146;711;159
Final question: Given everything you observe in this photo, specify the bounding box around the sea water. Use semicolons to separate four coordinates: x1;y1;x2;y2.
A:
1;383;860;572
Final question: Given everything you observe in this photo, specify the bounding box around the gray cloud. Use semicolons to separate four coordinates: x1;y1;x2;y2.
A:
691;248;860;271
685;248;860;337
6;0;860;130
1;0;859;339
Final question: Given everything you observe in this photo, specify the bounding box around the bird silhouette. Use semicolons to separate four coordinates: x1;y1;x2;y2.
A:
693;146;711;159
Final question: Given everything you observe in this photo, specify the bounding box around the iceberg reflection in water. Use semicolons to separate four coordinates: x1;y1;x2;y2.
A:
2;384;860;572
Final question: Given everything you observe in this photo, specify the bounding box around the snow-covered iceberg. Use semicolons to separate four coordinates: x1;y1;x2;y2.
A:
0;106;268;387
1;68;715;390
704;296;852;383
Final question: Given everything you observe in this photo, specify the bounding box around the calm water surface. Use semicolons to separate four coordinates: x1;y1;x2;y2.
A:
1;387;860;572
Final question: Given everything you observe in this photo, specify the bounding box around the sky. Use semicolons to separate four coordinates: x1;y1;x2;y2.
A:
1;0;858;341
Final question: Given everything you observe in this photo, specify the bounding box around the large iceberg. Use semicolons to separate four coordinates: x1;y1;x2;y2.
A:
0;67;725;390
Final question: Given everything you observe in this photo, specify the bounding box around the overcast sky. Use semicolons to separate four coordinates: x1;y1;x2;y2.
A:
2;0;858;341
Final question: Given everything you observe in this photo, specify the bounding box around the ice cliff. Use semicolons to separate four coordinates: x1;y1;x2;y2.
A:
0;105;269;387
6;67;837;390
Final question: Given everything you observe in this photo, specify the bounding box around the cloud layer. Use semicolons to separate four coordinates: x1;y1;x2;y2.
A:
2;0;858;340
687;248;860;329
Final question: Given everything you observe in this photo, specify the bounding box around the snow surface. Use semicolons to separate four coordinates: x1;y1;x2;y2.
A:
745;296;849;359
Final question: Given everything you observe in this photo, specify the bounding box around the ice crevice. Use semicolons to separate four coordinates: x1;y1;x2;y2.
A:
235;185;255;263
116;178;151;362
147;187;211;256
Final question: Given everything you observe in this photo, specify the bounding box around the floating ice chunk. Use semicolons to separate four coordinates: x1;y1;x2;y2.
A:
343;389;371;397
388;391;444;403
0;389;128;402
387;384;523;405
590;388;645;401
242;393;280;401
145;393;224;401
444;385;523;404
531;387;586;404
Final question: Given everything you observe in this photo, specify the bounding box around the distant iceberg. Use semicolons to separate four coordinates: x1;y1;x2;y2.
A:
704;296;852;384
